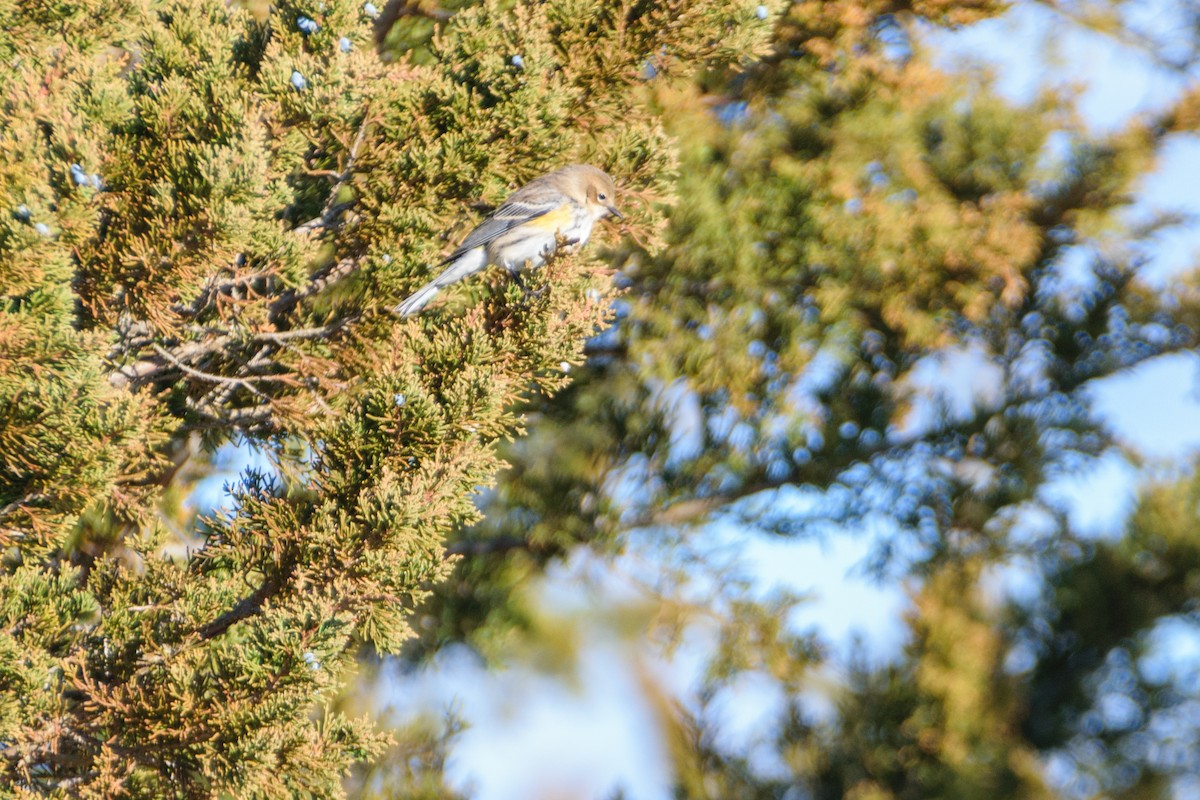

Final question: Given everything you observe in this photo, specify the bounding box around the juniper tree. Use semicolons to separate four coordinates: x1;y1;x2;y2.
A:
6;0;1200;797
0;0;780;795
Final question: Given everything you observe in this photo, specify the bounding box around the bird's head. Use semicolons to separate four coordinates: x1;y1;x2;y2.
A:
565;164;623;222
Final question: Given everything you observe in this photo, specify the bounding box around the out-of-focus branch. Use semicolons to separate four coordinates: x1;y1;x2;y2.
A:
150;344;281;393
293;114;372;236
172;266;278;319
374;0;454;48
1036;0;1200;75
268;257;361;321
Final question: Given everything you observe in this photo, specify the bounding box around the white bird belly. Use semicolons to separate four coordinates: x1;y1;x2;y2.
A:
489;229;558;272
488;211;595;273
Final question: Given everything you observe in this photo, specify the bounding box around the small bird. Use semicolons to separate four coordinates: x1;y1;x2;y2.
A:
394;164;622;318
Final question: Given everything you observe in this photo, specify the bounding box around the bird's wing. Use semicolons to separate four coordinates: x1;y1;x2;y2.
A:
442;187;564;263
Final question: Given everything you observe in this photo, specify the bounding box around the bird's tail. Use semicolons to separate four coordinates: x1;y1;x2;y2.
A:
393;280;442;318
393;248;488;318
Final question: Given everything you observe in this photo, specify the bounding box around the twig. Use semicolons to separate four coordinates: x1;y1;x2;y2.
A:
150;345;279;401
0;493;49;521
1037;1;1200;75
111;338;230;389
269;257;361;320
181;405;275;433
293;202;356;235
446;535;551;558
374;0;453;48
197;575;282;640
251;325;344;343
192;344;278;415
172;267;277;319
272;116;374;318
107;316;153;361
294;113;373;236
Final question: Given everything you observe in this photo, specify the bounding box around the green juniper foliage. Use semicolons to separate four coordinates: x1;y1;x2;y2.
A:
0;0;777;795
4;0;1200;798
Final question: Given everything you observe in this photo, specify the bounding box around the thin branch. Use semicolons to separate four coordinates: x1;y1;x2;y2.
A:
172;267;277;319
115;322;341;391
49;771;100;791
446;535;552;558
180;404;275;433
269;257;361;320
191;343;277;417
293;202;356;235
110;338;230;389
1037;0;1200;75
294;113;373;235
374;0;454;48
251;325;345;343
106;316;153;361
197;575;282;640
0;493;49;521
149;344;281;394
266;120;375;320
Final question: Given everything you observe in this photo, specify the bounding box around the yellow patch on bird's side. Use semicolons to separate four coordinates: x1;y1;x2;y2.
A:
524;204;575;232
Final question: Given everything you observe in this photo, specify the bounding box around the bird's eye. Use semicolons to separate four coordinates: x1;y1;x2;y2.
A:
597;192;607;201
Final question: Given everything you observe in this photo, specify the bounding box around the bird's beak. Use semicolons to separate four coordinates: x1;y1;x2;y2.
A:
607;205;623;220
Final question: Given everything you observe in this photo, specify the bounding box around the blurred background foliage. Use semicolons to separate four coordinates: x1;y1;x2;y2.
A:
346;0;1200;798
